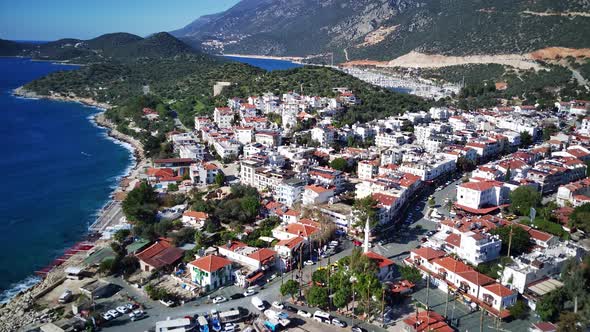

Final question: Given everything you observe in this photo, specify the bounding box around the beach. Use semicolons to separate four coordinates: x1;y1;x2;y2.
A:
0;86;146;331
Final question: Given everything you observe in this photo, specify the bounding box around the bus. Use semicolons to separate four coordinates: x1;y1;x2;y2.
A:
219;309;241;323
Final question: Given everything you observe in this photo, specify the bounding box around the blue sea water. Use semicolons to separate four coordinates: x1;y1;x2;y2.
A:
224;56;302;71
0;58;134;302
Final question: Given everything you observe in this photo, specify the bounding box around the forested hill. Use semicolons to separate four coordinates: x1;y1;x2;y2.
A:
172;0;590;61
0;32;199;63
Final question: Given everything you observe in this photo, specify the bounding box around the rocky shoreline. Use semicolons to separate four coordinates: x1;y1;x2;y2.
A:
1;88;147;331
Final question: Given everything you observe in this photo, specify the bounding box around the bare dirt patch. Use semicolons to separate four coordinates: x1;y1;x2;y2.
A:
521;10;590;17
529;47;590;60
357;25;399;47
384;51;542;70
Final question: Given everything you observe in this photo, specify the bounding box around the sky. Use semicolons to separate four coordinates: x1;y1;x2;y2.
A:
0;0;240;41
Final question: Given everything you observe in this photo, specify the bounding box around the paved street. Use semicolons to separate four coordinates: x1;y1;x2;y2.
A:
101;178;463;331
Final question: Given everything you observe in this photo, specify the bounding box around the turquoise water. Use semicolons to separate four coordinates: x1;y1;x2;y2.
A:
0;58;134;301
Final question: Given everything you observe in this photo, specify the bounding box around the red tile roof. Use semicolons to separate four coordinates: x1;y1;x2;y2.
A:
136;240;184;269
275;236;304;249
183;211;208;219
402;310;453;332
456;270;494;286
411;247;446;261
189;255;232;273
247;248;277;263
433;257;470;274
365;251;395;269
444;233;461;247
484;283;514;297
284;223;319;237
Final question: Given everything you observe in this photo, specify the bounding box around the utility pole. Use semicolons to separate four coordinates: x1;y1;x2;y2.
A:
507;224;513;258
298;244;303;298
426;274;431;329
381;287;386;327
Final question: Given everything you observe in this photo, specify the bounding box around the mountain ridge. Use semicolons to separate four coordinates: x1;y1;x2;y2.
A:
172;0;590;62
0;32;200;63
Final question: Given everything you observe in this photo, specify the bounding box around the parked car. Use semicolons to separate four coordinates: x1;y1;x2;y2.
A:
297;310;312;318
129;310;146;321
266;274;277;283
160;299;175;307
426;230;436;236
272;301;284;310
115;305;129;315
243;289;256;297
213;296;227;304
102;312;114;321
224;323;237;332
125;303;138;311
304;260;315;266
107;309;120;318
230;293;245;300
58;290;73;304
331;318;347;328
351;325;366;332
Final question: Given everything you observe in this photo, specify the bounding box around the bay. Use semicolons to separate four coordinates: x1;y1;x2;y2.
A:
0;58;133;302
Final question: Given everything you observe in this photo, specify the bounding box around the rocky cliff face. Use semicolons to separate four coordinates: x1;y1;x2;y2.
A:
172;0;590;61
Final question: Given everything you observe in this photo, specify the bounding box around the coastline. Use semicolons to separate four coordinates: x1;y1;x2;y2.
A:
0;87;146;330
222;53;304;62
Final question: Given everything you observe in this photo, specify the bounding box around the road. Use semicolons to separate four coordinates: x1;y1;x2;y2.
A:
101;178;462;332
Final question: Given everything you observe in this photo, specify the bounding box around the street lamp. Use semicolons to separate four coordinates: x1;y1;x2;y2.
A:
349;275;357;328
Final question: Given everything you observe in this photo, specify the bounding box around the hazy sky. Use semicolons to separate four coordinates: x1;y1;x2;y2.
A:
0;0;240;41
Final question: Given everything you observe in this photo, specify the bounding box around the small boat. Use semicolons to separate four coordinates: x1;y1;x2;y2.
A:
211;317;222;332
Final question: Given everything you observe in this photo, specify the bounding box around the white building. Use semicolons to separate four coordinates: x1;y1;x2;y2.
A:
188;255;233;292
501;242;584;293
234;127;254;145
302;185;335;205
179;144;205;160
357;159;380;180
375;131;406;148
277;178;306;207
213;107;234;129
190;162;220;186
456;180;513;212
311;126;335;146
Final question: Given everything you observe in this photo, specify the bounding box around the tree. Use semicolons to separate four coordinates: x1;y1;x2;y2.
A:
542;123;559;141
428;197;436;208
509;186;541;216
280;280;300;300
504;167;511;182
167;183;179;192
312;269;328;286
332;288;351;309
98;258;116;276
122;181;159;223
509;300;528;319
536;289;565;322
215;172;225;187
569;203;590;233
330;158;348;172
558;312;583;332
490;225;532;256
240;195;261;217
113;229;131;243
306;285;329;308
399;265;422;284
353;196;378;228
520;131;533;147
456;156;476;172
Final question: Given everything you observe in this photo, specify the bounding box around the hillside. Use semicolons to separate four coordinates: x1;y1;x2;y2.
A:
172;0;590;62
0;32;199;63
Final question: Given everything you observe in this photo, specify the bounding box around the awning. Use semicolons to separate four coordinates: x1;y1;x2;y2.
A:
246;272;264;283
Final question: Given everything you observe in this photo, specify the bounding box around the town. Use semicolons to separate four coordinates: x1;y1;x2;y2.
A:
13;90;590;332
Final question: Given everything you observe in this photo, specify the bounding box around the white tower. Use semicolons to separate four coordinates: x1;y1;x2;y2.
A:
363;217;370;254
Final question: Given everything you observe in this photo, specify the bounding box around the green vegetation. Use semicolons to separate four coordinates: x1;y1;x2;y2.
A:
509;186;541;216
145;284;175;301
352;196;379;228
399;265;422;284
490;225;532;257
509;300;529;320
476;257;513;280
569;204;590;233
122;181;159;223
280;280;300;300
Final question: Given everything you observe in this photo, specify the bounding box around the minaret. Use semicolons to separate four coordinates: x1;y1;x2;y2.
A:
363;217;370;254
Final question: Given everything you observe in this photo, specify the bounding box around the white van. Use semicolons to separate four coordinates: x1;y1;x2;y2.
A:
313;310;330;323
251;296;265;311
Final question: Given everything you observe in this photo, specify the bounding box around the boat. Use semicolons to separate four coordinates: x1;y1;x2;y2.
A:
197;316;209;332
210;317;222;332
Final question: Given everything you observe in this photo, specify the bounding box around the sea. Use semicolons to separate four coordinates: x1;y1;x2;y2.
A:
223;56;302;71
0;57;134;302
0;55;300;303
